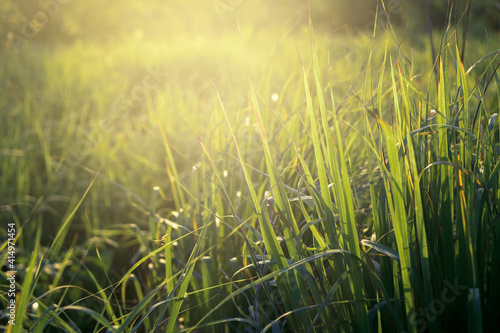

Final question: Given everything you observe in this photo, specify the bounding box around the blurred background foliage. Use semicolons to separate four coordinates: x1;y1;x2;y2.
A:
2;0;500;48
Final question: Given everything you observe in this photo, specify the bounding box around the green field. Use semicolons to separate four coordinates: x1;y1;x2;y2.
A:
1;1;500;332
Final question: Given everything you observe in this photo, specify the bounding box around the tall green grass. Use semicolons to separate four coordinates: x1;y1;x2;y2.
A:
1;12;500;333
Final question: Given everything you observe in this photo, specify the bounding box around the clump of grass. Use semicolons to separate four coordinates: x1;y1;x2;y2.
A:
1;5;500;332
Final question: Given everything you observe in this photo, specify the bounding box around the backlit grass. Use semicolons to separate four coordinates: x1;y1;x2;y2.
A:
1;8;500;333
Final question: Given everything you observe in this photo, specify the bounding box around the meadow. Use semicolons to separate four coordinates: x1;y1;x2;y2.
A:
1;2;500;332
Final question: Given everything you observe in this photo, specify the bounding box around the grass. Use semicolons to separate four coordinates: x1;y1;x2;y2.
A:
1;8;500;332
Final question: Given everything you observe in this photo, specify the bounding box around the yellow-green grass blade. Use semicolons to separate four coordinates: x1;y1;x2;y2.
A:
47;173;98;258
115;281;168;333
56;306;118;332
302;54;337;246
164;224;174;295
329;89;370;332
11;175;97;332
115;228;201;290
217;91;287;269
459;48;484;331
437;57;456;282
163;222;208;332
156;114;186;210
215;91;284;323
365;116;395;300
81;265;118;326
249;82;314;329
250;82;300;245
245;85;333;255
190;249;347;330
456;43;475;327
9;226;41;333
378;119;415;333
389;57;404;138
30;302;78;333
405;126;435;328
